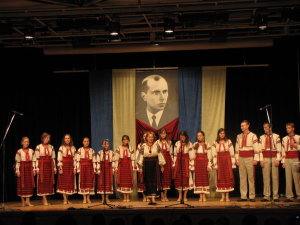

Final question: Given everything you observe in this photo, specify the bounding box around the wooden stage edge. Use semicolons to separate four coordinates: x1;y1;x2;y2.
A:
1;198;300;225
2;197;300;211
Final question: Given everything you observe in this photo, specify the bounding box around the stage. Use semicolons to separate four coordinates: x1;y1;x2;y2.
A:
1;198;300;225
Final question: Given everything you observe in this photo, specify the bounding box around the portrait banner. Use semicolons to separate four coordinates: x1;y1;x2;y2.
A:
135;69;179;144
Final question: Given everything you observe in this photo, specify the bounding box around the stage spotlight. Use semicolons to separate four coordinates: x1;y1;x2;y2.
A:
23;24;35;40
256;15;268;31
109;21;120;36
150;41;159;46
164;18;175;34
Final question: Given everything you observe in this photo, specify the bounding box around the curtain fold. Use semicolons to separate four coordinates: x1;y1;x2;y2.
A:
89;70;113;151
112;69;136;150
178;67;202;142
201;66;226;144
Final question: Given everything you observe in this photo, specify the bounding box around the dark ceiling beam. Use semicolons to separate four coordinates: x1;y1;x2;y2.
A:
43;39;273;55
1;1;299;18
34;17;65;41
2;21;300;41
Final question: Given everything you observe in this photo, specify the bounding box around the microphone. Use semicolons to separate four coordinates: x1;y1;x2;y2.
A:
12;110;24;116
259;104;271;111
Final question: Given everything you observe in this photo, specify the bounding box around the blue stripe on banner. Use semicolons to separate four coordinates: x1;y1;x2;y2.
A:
89;70;113;151
178;67;202;142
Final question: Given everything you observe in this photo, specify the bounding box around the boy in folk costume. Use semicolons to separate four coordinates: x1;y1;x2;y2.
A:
15;137;36;207
192;131;212;202
281;122;300;202
235;120;260;202
114;135;135;202
259;123;281;202
212;128;236;202
173;131;194;202
76;137;97;204
57;134;77;204
156;128;173;202
97;139;114;203
35;132;56;206
136;132;147;201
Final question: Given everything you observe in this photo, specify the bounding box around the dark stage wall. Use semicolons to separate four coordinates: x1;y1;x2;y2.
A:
0;37;299;202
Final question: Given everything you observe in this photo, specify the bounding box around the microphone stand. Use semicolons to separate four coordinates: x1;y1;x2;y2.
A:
0;111;18;211
166;142;194;208
262;106;280;207
89;149;115;209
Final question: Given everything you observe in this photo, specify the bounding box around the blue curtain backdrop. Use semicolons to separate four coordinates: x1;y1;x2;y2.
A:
178;67;202;142
89;70;113;151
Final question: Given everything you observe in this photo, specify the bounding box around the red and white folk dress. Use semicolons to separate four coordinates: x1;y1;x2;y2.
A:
15;148;36;197
35;144;56;196
97;150;114;194
114;145;135;194
173;141;193;190
192;142;212;194
156;140;173;190
212;140;235;192
57;145;77;194
76;147;97;195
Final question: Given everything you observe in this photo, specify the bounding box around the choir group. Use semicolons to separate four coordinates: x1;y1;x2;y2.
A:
14;120;300;207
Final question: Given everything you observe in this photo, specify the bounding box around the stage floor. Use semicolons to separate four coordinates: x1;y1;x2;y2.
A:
1;198;300;225
3;197;300;211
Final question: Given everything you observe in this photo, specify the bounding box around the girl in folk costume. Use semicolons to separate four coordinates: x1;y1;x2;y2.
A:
192;131;212;202
156;128;173;202
137;131;165;205
76;137;97;204
211;128;236;202
15;137;36;207
57;134;77;204
35;132;56;206
173;131;193;202
136;132;147;201
97;139;114;203
114;135;135;202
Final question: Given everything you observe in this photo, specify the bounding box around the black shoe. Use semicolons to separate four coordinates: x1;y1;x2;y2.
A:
249;199;256;202
273;199;280;202
284;199;294;202
261;198;269;202
237;199;247;202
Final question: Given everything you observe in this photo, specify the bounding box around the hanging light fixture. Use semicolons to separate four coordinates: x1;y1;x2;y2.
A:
164;18;175;34
109;21;120;36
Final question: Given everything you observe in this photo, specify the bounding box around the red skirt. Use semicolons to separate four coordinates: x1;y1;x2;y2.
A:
57;156;76;194
97;160;113;194
37;156;54;196
137;171;145;192
194;153;210;193
161;151;172;190
216;151;234;192
79;159;95;194
17;161;35;197
173;153;189;190
117;157;133;193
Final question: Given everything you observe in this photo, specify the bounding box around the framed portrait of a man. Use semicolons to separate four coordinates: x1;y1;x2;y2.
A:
136;69;179;130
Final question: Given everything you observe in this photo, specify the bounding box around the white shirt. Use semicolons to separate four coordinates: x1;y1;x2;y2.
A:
146;109;163;127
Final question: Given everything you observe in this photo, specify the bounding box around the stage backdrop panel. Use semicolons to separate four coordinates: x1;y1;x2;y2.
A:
112;69;136;151
201;66;226;144
89;70;113;151
178;67;202;143
136;69;179;144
